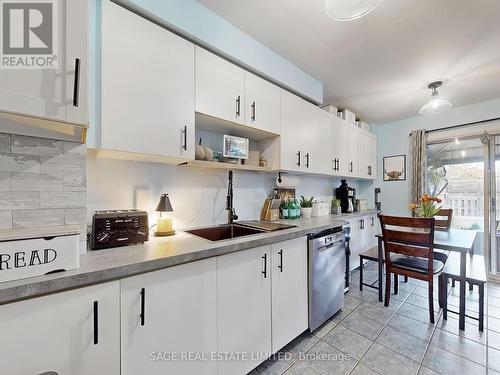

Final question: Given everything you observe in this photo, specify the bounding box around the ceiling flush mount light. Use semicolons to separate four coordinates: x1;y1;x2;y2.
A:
419;81;453;115
325;0;384;21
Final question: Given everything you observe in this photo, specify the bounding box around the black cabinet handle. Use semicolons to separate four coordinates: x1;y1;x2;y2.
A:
278;250;283;272
335;158;339;171
72;58;81;107
359;220;363;229
305;153;310;168
371;217;374;226
182;125;187;150
262;254;268;278
349;161;353;173
140;288;145;326
368;165;372;176
251;101;256;121
93;300;98;345
236;96;241;117
296;151;301;167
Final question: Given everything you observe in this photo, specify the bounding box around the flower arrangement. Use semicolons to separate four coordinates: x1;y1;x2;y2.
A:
409;194;442;217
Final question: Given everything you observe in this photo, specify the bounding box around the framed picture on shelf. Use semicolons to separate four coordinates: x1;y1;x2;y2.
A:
383;154;406;181
223;135;249;159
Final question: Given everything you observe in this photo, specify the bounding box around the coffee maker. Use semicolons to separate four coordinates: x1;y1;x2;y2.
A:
336;180;357;213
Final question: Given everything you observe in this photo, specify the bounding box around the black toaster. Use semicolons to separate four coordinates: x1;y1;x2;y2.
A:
90;210;149;250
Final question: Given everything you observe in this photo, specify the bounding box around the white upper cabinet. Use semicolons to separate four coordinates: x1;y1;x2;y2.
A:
356;129;377;179
271;237;308;353
244;72;281;134
217;245;272;375
101;0;195;160
0;0;88;124
316;110;333;175
0;281;120;375
333;117;350;176
280;90;308;172
368;132;377;179
347;123;359;176
120;258;217;375
195;47;245;125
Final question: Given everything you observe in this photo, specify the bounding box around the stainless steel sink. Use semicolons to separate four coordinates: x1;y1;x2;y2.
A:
185;224;266;242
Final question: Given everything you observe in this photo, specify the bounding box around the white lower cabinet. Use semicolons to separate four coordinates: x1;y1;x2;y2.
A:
217;245;272;375
348;218;360;271
0;281;120;375
120;258;218;375
271;237;308;353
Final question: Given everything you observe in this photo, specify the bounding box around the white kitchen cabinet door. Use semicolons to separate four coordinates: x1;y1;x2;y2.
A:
348;124;358;177
120;258;217;375
280;90;308;172
102;0;195;160
367;214;379;249
357;129;369;179
316;110;333;175
271;237;308;353
245;72;281;134
0;281;120;375
0;0;88;124
367;133;377;179
333;117;349;176
358;215;371;254
217;245;272;375
196;47;245;125
347;218;360;271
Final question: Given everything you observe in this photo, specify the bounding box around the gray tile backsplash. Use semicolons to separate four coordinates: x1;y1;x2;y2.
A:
0;132;87;250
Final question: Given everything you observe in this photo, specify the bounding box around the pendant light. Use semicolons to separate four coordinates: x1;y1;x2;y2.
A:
325;0;384;22
419;81;453;115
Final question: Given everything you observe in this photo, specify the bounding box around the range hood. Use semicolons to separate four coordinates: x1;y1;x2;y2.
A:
0;110;88;143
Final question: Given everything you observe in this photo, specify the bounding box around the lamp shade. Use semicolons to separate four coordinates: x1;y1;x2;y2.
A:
156;193;173;212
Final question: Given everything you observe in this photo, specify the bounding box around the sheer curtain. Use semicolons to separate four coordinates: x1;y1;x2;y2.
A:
410;129;427;204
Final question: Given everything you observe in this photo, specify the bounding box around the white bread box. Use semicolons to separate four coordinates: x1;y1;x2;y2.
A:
0;225;80;283
312;202;331;217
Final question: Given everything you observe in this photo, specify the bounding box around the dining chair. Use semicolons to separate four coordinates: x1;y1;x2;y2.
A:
434;208;453;231
379;215;445;323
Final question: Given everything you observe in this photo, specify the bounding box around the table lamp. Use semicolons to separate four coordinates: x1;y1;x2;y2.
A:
155;193;175;236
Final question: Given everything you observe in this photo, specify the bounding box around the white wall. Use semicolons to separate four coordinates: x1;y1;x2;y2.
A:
87;152;367;230
374;97;500;216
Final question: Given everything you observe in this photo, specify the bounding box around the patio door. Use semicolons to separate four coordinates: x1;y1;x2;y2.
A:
427;125;500;281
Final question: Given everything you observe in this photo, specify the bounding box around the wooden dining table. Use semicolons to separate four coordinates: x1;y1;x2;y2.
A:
374;228;478;330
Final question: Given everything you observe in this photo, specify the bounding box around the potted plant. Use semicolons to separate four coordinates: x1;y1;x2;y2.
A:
409;194;442;217
331;199;342;215
300;196;314;218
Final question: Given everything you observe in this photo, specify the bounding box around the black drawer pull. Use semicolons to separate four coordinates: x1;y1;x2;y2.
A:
236;96;241;117
140;288;145;326
73;58;81;107
93;300;98;345
182;125;187;150
278;250;283;272
251;101;256;121
262;254;268;278
296;151;301;167
305;153;310;168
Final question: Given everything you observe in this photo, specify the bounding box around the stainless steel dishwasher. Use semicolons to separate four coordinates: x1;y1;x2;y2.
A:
308;225;348;332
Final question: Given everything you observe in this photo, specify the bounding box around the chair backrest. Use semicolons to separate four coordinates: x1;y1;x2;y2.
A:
378;214;435;270
434;208;453;231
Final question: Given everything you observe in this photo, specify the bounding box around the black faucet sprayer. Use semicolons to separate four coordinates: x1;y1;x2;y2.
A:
226;171;238;224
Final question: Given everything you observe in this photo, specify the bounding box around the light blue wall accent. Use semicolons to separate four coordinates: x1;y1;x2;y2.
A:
374;98;500;216
118;0;323;103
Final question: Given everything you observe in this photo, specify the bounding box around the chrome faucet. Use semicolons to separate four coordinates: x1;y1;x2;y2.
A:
226;171;238;225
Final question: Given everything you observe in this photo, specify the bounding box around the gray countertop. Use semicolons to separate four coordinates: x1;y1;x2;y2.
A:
0;210;379;305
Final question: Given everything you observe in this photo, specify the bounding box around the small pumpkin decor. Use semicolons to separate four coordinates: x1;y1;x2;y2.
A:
409;194;442;217
300;196;314;218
